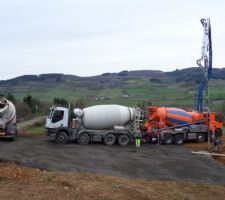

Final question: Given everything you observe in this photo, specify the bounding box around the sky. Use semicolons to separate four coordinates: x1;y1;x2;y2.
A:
0;0;225;79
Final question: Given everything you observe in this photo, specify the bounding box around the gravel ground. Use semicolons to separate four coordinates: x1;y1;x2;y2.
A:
0;137;225;185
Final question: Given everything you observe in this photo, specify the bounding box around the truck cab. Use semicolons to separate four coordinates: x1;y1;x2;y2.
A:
209;112;223;130
45;107;69;137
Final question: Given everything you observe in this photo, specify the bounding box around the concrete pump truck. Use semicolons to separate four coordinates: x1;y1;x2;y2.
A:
143;18;223;145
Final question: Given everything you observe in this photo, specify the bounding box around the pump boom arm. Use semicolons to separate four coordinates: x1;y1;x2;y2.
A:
195;18;212;112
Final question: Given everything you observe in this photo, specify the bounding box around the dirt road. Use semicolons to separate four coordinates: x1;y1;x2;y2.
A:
0;137;225;185
17;116;45;134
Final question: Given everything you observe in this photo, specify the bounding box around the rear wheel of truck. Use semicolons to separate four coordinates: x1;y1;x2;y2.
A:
117;134;130;146
162;134;173;145
77;132;90;145
9;132;17;141
173;134;184;145
196;133;206;143
55;131;69;144
104;134;116;146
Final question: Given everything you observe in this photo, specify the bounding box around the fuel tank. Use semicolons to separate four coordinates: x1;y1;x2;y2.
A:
74;105;136;130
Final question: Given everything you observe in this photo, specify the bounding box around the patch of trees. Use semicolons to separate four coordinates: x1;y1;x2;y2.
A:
3;93;50;121
118;70;129;76
0;74;64;86
102;72;112;76
2;75;39;85
213;68;225;80
137;99;152;111
168;68;225;82
38;73;63;82
149;78;162;83
52;97;86;109
74;97;86;109
6;93;17;104
53;97;68;107
23;95;41;113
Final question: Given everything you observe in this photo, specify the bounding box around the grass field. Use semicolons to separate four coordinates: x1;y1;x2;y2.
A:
25;126;45;135
6;77;225;110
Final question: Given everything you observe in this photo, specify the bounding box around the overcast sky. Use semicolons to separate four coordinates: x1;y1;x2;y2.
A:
0;0;224;79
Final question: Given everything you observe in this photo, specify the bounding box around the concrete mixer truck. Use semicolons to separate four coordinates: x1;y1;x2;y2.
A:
143;107;223;145
45;104;143;145
0;96;17;140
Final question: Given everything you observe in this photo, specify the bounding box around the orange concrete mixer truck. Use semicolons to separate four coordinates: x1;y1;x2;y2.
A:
143;107;223;145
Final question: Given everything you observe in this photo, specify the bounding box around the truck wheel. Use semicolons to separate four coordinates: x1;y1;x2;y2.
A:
10;135;16;141
196;133;206;143
173;134;184;145
55;131;69;144
77;132;90;145
117;134;130;146
104;134;116;146
162;134;173;145
9;132;17;141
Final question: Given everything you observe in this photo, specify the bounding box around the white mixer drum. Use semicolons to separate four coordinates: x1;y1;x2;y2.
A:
81;105;136;130
0;100;16;128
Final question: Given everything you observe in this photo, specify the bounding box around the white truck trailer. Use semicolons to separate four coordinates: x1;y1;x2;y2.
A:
45;104;143;145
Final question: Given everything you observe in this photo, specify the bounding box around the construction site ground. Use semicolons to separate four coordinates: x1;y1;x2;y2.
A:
0;162;225;200
185;136;225;165
0;135;225;199
1;114;225;200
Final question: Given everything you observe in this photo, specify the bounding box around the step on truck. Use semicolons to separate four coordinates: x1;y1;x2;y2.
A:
45;104;144;145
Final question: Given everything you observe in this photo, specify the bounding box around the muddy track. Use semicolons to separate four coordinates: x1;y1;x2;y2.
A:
0;137;225;185
17;116;45;132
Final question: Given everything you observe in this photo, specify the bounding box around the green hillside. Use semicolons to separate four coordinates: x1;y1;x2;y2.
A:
1;68;225;110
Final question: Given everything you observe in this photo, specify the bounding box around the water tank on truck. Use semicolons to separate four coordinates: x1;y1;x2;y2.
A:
74;104;137;129
0;95;17;140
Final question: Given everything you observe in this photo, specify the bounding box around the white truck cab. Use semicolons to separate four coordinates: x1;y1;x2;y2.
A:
45;107;69;137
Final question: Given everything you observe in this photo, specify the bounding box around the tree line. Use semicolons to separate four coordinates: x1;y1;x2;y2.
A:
5;93;86;119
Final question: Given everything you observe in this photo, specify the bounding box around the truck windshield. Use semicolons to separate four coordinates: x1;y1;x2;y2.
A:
52;110;64;123
48;108;54;119
215;114;223;123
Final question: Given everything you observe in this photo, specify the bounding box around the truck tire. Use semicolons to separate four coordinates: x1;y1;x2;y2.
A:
162;133;173;145
55;131;69;144
10;134;16;141
173;134;184;145
117;134;130;146
196;133;206;143
104;134;116;146
9;131;17;141
77;132;90;145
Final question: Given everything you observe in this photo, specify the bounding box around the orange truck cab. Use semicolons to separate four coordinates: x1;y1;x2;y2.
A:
209;112;223;130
